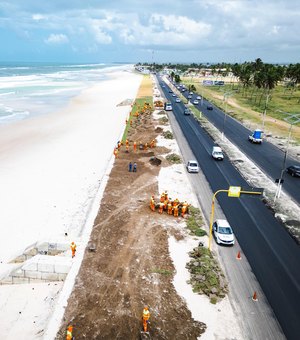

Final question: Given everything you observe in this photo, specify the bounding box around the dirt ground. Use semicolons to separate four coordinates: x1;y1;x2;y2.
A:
56;106;206;339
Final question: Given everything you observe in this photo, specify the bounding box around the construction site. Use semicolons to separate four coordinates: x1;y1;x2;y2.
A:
55;77;209;339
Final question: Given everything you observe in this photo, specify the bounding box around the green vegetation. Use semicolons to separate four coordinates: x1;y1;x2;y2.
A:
162;130;174;139
166;153;181;164
159;116;169;124
150;268;173;275
186;246;228;303
186;206;206;237
123;97;153;140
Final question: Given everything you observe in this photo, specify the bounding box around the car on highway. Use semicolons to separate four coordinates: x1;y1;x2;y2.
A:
189;92;194;95
184;108;191;115
188;95;192;99
207;105;213;110
196;96;201;100
286;165;300;177
212;146;224;160
186;160;199;173
213;219;235;245
172;93;176;97
181;88;186;92
175;98;181;103
193;100;199;105
168;90;173;93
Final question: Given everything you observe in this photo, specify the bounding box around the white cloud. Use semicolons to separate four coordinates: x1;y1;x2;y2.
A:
32;14;46;21
45;33;69;45
117;14;211;48
89;19;112;44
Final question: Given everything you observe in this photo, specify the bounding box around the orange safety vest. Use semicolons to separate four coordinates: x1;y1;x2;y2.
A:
66;326;73;340
143;309;150;321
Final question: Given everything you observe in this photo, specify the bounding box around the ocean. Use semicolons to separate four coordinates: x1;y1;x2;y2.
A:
0;62;128;124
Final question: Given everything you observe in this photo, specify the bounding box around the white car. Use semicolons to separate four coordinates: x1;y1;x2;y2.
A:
172;93;176;97
212;146;224;160
213;219;235;246
186;160;199;173
193;100;199;105
175;98;181;103
196;96;201;100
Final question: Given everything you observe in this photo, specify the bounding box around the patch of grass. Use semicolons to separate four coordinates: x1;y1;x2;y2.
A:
166;153;181;164
163;130;174;139
186;246;228;303
186;206;206;236
159;116;169;124
210;296;218;304
136;75;153;98
151;268;173;275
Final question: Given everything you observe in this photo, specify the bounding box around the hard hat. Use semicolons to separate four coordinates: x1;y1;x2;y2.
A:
67;325;73;331
71;242;74;245
144;306;148;310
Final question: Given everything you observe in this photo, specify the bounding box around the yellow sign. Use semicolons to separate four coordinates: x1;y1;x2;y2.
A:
228;186;241;197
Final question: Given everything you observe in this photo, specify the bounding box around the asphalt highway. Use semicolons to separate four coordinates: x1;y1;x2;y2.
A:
183;87;300;204
158;77;300;340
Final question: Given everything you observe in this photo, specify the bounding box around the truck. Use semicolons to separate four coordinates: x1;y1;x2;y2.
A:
248;129;263;144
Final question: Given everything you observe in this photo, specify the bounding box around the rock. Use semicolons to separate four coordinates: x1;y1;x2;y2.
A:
211;287;218;294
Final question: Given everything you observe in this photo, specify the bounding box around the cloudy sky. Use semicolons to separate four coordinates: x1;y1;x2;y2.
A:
0;0;299;64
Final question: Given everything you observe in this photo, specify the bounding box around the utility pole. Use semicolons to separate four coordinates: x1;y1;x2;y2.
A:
274;111;300;202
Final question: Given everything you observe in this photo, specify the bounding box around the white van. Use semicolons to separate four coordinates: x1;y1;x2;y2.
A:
212;146;224;160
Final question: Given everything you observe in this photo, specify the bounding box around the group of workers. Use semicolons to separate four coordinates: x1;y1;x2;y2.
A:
113;138;156;158
150;192;189;218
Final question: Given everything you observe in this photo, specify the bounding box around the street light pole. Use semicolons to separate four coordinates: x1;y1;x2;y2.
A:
221;91;234;140
274;111;300;202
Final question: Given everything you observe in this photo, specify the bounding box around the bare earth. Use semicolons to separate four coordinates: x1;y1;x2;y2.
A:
56;108;206;339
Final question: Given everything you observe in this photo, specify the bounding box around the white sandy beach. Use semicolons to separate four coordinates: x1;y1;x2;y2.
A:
0;69;142;263
0;68;143;338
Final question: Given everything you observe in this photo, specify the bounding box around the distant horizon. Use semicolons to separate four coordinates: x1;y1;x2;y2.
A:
0;60;298;66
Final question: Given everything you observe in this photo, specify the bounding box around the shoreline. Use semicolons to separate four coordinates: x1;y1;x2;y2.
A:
0;68;142;263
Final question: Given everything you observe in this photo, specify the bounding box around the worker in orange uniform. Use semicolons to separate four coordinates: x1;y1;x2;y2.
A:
173;205;179;217
125;139;129;147
150;139;155;148
113;148;118;158
160;192;165;203
133;141;137;152
142;307;150;332
144;142;148;150
70;242;76;258
181;201;189;218
158;202;164;214
167;201;173;215
150;196;155;212
173;198;180;206
164;191;168;201
66;325;73;340
126;144;129;153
